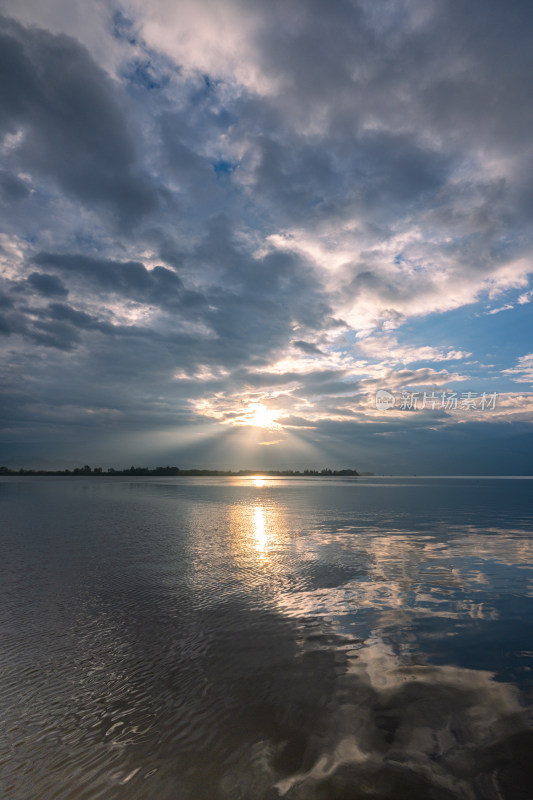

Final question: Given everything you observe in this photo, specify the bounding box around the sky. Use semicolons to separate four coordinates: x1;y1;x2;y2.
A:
0;0;532;474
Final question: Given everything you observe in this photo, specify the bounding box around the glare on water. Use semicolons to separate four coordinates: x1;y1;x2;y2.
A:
1;476;533;800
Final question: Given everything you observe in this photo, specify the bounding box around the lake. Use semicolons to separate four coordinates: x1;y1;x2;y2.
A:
1;476;533;799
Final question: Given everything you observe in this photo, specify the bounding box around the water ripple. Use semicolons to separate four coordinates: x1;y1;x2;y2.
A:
1;476;533;799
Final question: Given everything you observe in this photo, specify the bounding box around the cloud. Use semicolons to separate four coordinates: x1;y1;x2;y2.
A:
355;335;471;366
0;16;160;228
32;252;199;310
0;169;30;202
503;354;533;385
518;290;533;305
487;304;514;315
0;1;532;468
292;340;324;356
27;272;68;297
269;519;533;798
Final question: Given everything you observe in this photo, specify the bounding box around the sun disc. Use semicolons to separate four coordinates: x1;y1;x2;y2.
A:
248;403;280;429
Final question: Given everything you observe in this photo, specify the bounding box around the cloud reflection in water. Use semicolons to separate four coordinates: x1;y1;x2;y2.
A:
224;507;533;799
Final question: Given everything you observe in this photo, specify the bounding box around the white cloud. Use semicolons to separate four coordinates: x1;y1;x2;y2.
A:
355;335;471;365
502;354;533;385
125;0;277;93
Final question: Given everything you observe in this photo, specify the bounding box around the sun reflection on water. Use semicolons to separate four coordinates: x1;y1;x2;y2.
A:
254;506;268;556
228;492;289;570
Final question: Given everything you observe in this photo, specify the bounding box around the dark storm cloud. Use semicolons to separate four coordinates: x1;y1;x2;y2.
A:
32;237;331;339
248;130;450;228
27;272;68;297
28;228;333;371
30;319;82;351
0;301;86;350
293;340;323;355
0;16;159;227
0;315;13;336
189;214;334;322
4;278;176;351
159;112;223;201
247;0;533;149
0;170;30;202
0;298;106;350
0;292;14;309
45;302;103;329
32;252;204;311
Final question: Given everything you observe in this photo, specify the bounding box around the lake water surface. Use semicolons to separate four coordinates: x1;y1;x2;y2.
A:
1;476;533;799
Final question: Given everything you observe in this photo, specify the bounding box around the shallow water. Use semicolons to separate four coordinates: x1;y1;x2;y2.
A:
1;476;533;799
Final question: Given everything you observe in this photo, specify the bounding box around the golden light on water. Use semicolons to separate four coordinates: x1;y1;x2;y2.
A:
228;491;288;569
253;505;267;555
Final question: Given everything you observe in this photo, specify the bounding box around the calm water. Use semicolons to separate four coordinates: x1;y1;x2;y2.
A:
1;476;533;799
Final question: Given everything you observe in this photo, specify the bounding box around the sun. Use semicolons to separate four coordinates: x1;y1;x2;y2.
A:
247;403;281;429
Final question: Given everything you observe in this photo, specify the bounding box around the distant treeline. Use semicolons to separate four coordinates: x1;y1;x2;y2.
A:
0;465;367;477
